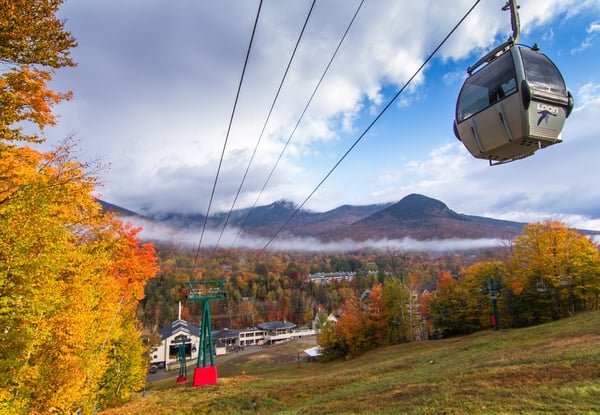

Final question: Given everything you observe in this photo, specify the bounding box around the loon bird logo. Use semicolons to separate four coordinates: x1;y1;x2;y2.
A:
537;109;556;126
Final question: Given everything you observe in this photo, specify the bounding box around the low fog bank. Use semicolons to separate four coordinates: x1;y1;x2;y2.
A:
124;216;505;253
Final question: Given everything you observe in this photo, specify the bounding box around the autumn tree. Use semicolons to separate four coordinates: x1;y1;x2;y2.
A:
424;262;510;336
319;283;398;360
461;261;506;330
238;299;258;327
1;0;76;143
363;283;388;346
99;222;159;406
317;321;348;362
425;273;466;337
1;2;159;413
505;221;600;325
382;277;412;343
332;293;367;358
0;141;159;414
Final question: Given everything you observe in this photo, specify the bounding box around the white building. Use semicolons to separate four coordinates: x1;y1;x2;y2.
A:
258;321;315;345
238;328;266;346
150;319;200;370
151;318;316;367
308;271;356;284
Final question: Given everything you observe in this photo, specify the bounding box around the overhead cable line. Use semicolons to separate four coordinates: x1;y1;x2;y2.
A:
260;0;483;252
191;0;263;273
229;0;366;250
213;0;317;252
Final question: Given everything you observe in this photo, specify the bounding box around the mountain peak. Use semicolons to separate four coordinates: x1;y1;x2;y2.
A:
267;200;297;211
379;193;462;221
105;193;527;245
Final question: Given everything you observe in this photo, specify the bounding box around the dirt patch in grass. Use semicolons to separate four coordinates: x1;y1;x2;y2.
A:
543;333;600;349
512;363;598;383
458;362;600;400
391;383;440;400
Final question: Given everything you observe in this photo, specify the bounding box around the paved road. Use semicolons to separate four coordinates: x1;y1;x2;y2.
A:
146;335;318;383
146;345;263;382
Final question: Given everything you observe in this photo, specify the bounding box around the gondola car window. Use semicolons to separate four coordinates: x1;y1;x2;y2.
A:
520;47;566;96
456;51;517;123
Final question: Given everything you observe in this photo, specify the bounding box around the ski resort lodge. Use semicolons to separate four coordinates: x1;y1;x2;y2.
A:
150;318;315;369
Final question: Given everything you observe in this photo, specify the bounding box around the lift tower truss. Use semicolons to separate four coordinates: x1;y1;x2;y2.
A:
185;279;226;386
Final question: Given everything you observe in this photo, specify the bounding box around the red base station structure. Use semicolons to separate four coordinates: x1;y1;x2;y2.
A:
193;365;218;386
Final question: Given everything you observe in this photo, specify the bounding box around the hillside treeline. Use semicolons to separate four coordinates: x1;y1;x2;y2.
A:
320;221;600;359
140;221;600;361
138;246;493;332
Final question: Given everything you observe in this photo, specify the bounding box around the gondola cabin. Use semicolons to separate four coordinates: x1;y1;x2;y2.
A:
454;44;573;165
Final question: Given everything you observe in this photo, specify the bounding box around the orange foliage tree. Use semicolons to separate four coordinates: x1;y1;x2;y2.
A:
0;141;158;414
319;282;399;360
333;292;368;358
364;283;388;347
0;1;159;413
1;0;76;143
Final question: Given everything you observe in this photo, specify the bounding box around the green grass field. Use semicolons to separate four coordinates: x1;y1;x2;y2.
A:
103;312;600;414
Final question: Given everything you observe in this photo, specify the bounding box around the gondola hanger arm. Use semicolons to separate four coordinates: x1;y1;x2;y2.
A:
467;0;521;75
502;0;520;44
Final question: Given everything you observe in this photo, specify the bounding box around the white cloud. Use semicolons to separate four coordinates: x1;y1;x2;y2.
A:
542;28;555;42
39;0;600;237
576;82;600;107
443;70;465;86
589;22;600;33
571;20;600;54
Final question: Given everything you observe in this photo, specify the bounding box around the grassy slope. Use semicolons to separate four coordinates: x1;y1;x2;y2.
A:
103;312;600;414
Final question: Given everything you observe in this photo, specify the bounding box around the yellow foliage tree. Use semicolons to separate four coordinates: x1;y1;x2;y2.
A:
507;221;600;324
1;1;159;412
0;141;158;414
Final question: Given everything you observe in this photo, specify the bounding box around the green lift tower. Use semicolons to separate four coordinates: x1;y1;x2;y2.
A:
185;279;226;386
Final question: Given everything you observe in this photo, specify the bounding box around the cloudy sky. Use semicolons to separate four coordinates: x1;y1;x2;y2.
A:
44;0;600;237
